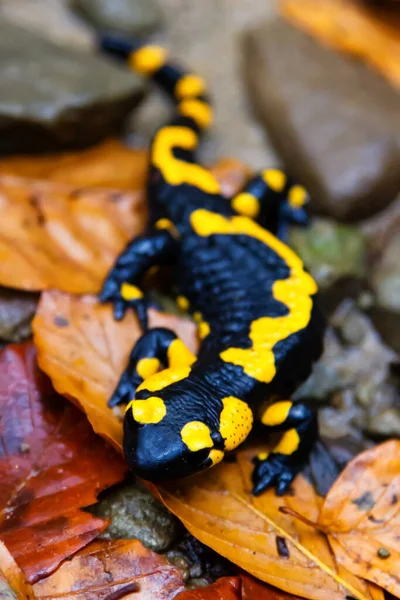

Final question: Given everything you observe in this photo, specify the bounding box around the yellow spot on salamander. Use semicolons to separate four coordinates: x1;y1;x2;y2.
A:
137;366;191;393
261;401;292;427
190;209;317;384
208;449;224;466
167;339;196;370
232;192;260;219
129;45;167;75
181;421;213;452
274;428;300;455
176;295;189;311
155;218;179;238
258;451;269;461
128;396;166;424
193;312;202;323
198;321;210;340
179;99;213;129
152;126;220;195
262;169;286;192
136;357;161;380
219;396;253;451
120;283;143;301
288;185;308;208
175;74;206;98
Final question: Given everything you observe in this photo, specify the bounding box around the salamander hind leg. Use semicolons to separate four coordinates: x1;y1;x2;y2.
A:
252;399;318;496
230;169;310;240
108;327;196;407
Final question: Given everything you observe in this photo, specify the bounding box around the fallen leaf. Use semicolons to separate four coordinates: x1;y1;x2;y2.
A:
33;290;197;449
0;342;127;583
155;449;383;600
32;539;185;600
320;440;400;597
33;293;383;600
0;153;248;295
175;573;306;599
210;159;252;198
0;140;149;191
279;0;400;88
0;541;34;600
0;176;147;293
175;577;241;600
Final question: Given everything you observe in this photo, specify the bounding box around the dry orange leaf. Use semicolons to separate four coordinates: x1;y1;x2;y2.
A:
0;140;149;191
32;539;185;600
33;290;197;449
0;176;146;293
0;539;185;600
319;440;400;597
280;0;400;88
0;151;249;294
33;292;383;600
0;343;127;584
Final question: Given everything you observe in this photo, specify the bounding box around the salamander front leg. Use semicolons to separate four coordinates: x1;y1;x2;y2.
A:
252;399;318;496
109;327;196;407
101;226;179;329
230;169;310;241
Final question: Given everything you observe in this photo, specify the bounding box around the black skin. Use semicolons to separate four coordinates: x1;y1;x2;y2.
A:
99;35;326;496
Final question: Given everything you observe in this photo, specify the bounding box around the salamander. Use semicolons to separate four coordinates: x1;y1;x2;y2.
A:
100;35;326;495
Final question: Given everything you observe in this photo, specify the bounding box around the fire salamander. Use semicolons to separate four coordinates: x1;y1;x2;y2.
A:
100;35;326;495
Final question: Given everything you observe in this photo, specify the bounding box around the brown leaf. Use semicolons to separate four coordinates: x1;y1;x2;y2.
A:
155;449;383;600
279;0;400;88
33;290;197;449
319;440;400;597
0;150;248;295
31;539;185;600
0;342;127;583
175;573;306;599
0;140;149;191
175;577;241;600
0;541;34;600
0;176;146;293
33;294;383;600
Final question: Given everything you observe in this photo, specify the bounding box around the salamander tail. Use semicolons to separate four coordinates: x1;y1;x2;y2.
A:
99;34;213;132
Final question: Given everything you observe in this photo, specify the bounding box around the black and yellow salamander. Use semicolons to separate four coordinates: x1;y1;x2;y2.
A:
99;35;326;495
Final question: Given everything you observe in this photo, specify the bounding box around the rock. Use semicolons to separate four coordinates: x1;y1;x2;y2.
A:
91;481;181;552
370;229;400;312
70;0;162;36
0;0;92;49
366;408;400;438
169;534;235;586
243;19;400;221
367;307;400;354
296;301;400;445
0;288;39;342
0;22;145;154
288;218;366;290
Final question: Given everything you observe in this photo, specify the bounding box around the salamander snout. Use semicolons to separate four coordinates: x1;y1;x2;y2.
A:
123;410;225;482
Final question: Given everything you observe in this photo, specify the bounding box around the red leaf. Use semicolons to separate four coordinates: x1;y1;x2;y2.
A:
0;343;127;583
32;539;185;600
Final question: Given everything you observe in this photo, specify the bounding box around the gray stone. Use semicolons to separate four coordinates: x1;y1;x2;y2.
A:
70;0;162;36
297;301;400;444
371;230;400;312
243;19;400;222
366;408;400;438
0;288;39;343
0;22;145;154
288;218;366;290
91;482;181;552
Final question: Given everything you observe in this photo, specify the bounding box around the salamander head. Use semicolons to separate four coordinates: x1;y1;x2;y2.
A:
123;393;253;482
